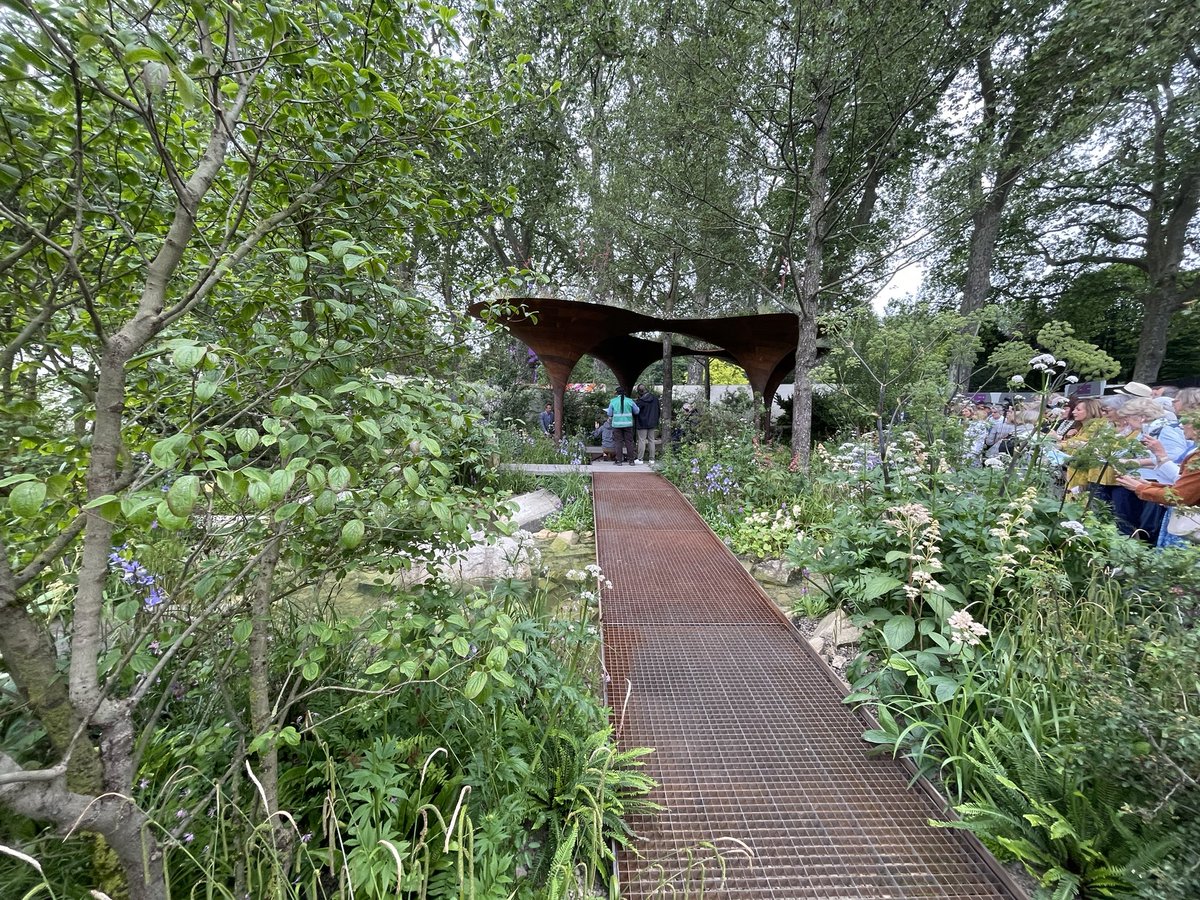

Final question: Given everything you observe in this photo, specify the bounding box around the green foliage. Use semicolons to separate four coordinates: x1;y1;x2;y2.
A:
989;321;1121;381
525;716;659;892
708;359;749;385
938;724;1175;900
673;422;1200;895
816;305;982;429
541;474;594;533
723;504;804;560
76;566;656;899
658;430;804;531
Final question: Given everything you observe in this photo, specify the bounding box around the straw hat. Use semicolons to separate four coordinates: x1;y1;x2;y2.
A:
1115;381;1153;398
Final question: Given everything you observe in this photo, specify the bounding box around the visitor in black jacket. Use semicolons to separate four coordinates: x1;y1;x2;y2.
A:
634;384;661;464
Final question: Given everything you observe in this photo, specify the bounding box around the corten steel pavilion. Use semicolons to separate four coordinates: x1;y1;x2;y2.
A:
469;297;818;440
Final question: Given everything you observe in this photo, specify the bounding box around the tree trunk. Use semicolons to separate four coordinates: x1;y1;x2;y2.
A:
0;571;103;792
661;250;680;446
790;90;832;469
949;191;1004;393
1132;290;1183;382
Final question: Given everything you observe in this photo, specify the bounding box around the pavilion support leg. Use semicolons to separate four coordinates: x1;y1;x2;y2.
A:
541;359;576;444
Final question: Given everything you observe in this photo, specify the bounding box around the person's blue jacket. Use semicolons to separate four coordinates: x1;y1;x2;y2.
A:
592;418;615;449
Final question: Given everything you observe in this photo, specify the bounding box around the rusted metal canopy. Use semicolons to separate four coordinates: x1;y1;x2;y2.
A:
468;297;810;437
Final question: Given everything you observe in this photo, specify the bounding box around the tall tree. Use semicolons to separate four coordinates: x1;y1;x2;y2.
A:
730;0;968;464
1034;48;1200;381
938;0;1192;390
0;2;508;895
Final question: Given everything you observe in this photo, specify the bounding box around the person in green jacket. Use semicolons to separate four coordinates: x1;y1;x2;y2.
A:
606;389;640;465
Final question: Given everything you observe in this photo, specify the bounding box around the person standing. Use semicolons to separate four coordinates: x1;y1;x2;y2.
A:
539;402;554;435
606;388;639;465
633;383;661;464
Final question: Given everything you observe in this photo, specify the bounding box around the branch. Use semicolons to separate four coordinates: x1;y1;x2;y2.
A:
162;161;353;326
0;200;107;345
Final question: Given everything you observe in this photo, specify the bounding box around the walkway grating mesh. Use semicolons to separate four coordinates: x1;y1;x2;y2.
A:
593;472;1024;899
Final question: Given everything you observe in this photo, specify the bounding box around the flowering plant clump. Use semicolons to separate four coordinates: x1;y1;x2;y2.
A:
947;608;989;646
108;546;167;609
725;503;803;559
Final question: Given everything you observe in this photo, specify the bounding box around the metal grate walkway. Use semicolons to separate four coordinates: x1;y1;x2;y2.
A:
594;472;1025;899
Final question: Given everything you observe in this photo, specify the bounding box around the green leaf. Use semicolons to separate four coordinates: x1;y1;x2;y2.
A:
232;620;252;643
268;469;295;501
9;480;47;518
328;466;351;491
83;493;120;510
928;676;960;703
314;490;336;515
364;659;392;675
235;428;259;452
452;635;470;658
166;475;200;517
914;651;942;674
121;494;159;525
114;598;140;622
172;344;206;370
150;438;180;469
860;729;897;746
301;661;319;681
882;615;916;651
248;480;272;510
462;670;488;700
155;500;189;531
859;572;903;602
356;419;382;440
339;519;365;549
486;646;508;669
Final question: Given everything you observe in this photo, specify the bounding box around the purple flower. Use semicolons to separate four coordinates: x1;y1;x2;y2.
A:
183;833;194;843
145;586;166;608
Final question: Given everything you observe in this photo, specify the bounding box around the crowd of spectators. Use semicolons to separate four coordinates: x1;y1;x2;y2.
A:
955;382;1200;549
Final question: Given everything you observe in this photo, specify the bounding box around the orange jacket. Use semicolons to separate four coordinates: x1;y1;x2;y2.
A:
1135;450;1200;507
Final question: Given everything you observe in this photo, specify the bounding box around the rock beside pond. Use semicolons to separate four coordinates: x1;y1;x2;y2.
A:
812;609;861;647
548;530;579;552
752;558;797;586
391;536;535;587
508;489;562;532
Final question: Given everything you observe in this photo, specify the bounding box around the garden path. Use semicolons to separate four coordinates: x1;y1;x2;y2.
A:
593;471;1026;899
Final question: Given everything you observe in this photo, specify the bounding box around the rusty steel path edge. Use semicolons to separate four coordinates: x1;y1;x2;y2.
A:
592;471;1026;900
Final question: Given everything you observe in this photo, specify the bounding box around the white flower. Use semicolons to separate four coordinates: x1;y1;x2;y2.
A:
948;609;989;646
983;457;1005;469
1010;375;1024;384
1061;520;1088;536
1065;375;1079;384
